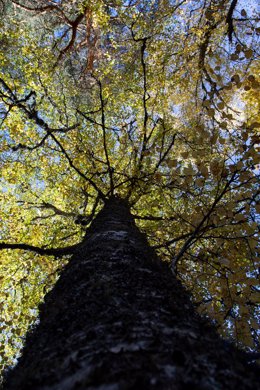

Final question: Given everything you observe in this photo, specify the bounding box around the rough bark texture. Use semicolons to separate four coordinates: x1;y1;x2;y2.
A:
4;197;259;389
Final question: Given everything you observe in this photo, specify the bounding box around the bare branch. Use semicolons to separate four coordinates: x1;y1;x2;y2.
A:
94;77;114;195
0;242;80;257
226;0;238;43
171;171;238;269
0;78;106;201
11;0;71;23
49;133;106;201
54;12;85;66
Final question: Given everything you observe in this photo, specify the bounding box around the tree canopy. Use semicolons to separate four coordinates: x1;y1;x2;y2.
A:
0;0;259;375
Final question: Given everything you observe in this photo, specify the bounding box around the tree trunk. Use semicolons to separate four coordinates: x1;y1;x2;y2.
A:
4;197;259;389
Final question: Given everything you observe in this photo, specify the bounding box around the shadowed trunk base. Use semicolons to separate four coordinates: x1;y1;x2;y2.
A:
4;197;259;389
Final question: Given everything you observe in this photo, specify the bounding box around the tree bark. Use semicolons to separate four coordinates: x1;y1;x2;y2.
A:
4;197;259;389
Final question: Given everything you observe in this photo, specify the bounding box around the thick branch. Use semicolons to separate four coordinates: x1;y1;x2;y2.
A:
199;19;218;69
226;0;238;43
0;242;80;257
54;12;85;66
11;1;71;23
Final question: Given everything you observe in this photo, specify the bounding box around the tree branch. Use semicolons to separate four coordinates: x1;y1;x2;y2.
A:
0;78;106;201
11;0;71;23
94;77;114;195
171;171;238;269
54;12;85;66
226;0;238;43
0;242;80;257
49;133;107;201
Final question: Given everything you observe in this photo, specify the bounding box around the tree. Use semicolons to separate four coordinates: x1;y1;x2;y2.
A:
0;0;259;386
2;196;260;389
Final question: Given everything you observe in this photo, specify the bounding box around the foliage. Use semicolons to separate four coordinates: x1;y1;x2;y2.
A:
0;0;259;375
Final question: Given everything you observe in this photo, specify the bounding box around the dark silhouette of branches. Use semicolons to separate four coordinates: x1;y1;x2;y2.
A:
0;78;107;200
0;242;80;257
226;0;238;43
